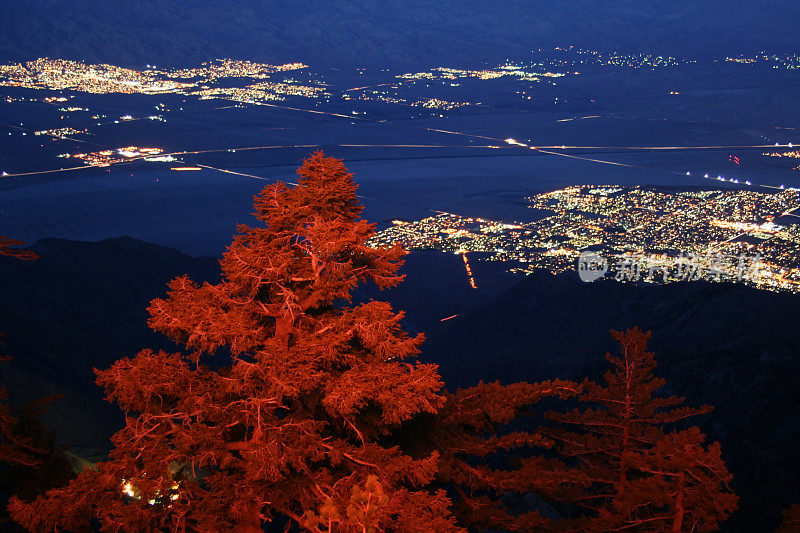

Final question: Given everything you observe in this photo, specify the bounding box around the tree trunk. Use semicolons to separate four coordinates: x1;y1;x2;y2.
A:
672;472;686;533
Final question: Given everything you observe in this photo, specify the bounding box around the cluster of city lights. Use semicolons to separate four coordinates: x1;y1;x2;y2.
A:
58;146;164;166
370;186;800;293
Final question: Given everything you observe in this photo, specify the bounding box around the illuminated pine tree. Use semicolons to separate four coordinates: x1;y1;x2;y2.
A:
0;237;38;262
9;153;461;532
777;504;800;533
0;238;72;526
407;380;582;532
546;328;738;532
0;237;42;471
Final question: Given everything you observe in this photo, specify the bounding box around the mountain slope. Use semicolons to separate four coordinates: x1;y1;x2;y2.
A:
422;272;800;532
1;238;798;530
0;236;219;458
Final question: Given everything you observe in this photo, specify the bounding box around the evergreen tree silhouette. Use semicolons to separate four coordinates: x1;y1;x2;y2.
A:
10;153;458;531
777;504;800;533
0;238;72;528
546;328;737;532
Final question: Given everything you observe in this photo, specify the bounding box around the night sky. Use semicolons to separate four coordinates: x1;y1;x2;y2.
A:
3;1;800;67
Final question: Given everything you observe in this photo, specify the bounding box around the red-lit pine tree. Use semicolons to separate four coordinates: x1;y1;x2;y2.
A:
0;363;39;472
405;380;582;532
546;328;738;532
0;238;72;526
0;384;73;514
10;153;463;531
0;237;39;262
777;504;800;533
0;236;41;471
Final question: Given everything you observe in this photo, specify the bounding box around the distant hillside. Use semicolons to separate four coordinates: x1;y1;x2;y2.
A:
0;239;509;459
1;238;798;530
2;1;800;68
0;237;219;459
422;272;800;532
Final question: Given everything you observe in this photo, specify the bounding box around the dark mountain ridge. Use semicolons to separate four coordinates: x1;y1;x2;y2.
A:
422;272;800;532
0;236;219;458
0;237;797;530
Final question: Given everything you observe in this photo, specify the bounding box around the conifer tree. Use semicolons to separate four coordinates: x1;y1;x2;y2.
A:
546;328;738;532
777;504;800;533
0;238;72;526
0;237;38;262
405;380;581;532
10;153;462;531
1;237;42;471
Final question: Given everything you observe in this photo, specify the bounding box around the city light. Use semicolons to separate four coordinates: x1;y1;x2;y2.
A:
370;186;800;293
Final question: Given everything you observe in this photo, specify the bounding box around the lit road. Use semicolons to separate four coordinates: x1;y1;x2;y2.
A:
4;141;797;179
0;144;509;177
2;92;796;189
